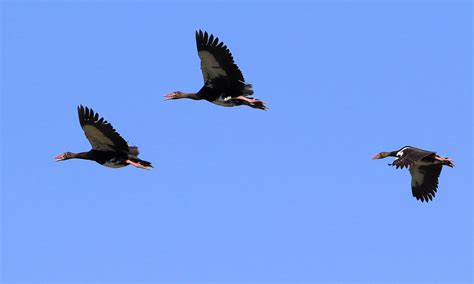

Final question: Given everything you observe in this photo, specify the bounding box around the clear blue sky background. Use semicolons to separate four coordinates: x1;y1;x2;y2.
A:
1;1;472;283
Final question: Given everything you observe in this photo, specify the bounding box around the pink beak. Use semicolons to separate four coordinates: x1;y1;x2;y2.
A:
54;154;65;161
164;93;174;100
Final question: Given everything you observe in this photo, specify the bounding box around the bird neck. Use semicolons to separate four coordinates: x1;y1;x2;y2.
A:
179;92;200;100
377;151;398;159
388;151;399;157
73;151;94;160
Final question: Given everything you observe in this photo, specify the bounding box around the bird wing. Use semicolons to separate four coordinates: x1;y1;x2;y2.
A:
409;164;442;202
392;147;435;169
77;105;129;152
196;30;245;83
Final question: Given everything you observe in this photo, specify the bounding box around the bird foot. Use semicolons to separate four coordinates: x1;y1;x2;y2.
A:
436;157;455;167
235;96;268;110
126;160;152;170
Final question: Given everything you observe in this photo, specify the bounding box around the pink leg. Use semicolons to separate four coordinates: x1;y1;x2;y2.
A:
236;96;268;110
236;96;261;104
435;157;453;162
126;160;151;170
435;156;455;166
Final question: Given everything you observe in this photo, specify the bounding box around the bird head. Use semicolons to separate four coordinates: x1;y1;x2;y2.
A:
372;152;392;160
55;152;74;161
164;91;184;100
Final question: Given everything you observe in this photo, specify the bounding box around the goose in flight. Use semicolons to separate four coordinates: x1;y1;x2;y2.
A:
55;105;153;170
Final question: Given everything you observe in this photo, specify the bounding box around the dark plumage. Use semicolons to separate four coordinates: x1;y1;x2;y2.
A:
165;30;267;110
372;146;454;202
55;105;153;170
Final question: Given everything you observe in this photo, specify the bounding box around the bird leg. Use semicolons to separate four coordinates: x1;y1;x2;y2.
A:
435;156;455;167
435;156;453;162
236;96;261;104
126;159;151;170
235;96;268;110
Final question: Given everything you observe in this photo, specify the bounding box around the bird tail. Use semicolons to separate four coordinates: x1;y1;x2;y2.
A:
132;158;154;168
242;84;254;96
128;146;153;168
129;146;140;156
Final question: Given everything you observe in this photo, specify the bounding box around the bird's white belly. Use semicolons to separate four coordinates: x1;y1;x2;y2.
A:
103;162;126;168
212;101;234;107
212;96;234;107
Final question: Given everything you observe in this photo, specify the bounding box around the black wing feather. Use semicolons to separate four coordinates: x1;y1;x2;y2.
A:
77;105;129;152
410;164;442;202
196;30;245;82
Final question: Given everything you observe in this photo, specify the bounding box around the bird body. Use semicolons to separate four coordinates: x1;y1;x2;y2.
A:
372;146;454;202
165;30;267;110
55;106;153;170
197;78;254;107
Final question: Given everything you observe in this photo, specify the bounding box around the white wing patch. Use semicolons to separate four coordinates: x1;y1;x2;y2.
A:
409;166;425;188
210;95;234;107
83;125;116;151
397;147;410;157
199;50;227;81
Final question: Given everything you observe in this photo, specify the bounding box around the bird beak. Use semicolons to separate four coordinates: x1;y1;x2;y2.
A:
164;93;174;101
372;153;382;160
54;154;65;162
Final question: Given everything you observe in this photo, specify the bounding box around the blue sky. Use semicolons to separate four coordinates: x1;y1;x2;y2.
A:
1;1;472;283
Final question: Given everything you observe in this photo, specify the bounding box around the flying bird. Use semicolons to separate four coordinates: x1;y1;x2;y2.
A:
372;146;454;202
55;105;153;170
165;30;267;110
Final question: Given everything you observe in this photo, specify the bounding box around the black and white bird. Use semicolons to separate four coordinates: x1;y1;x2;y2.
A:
165;30;267;110
372;146;454;202
55;105;153;170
